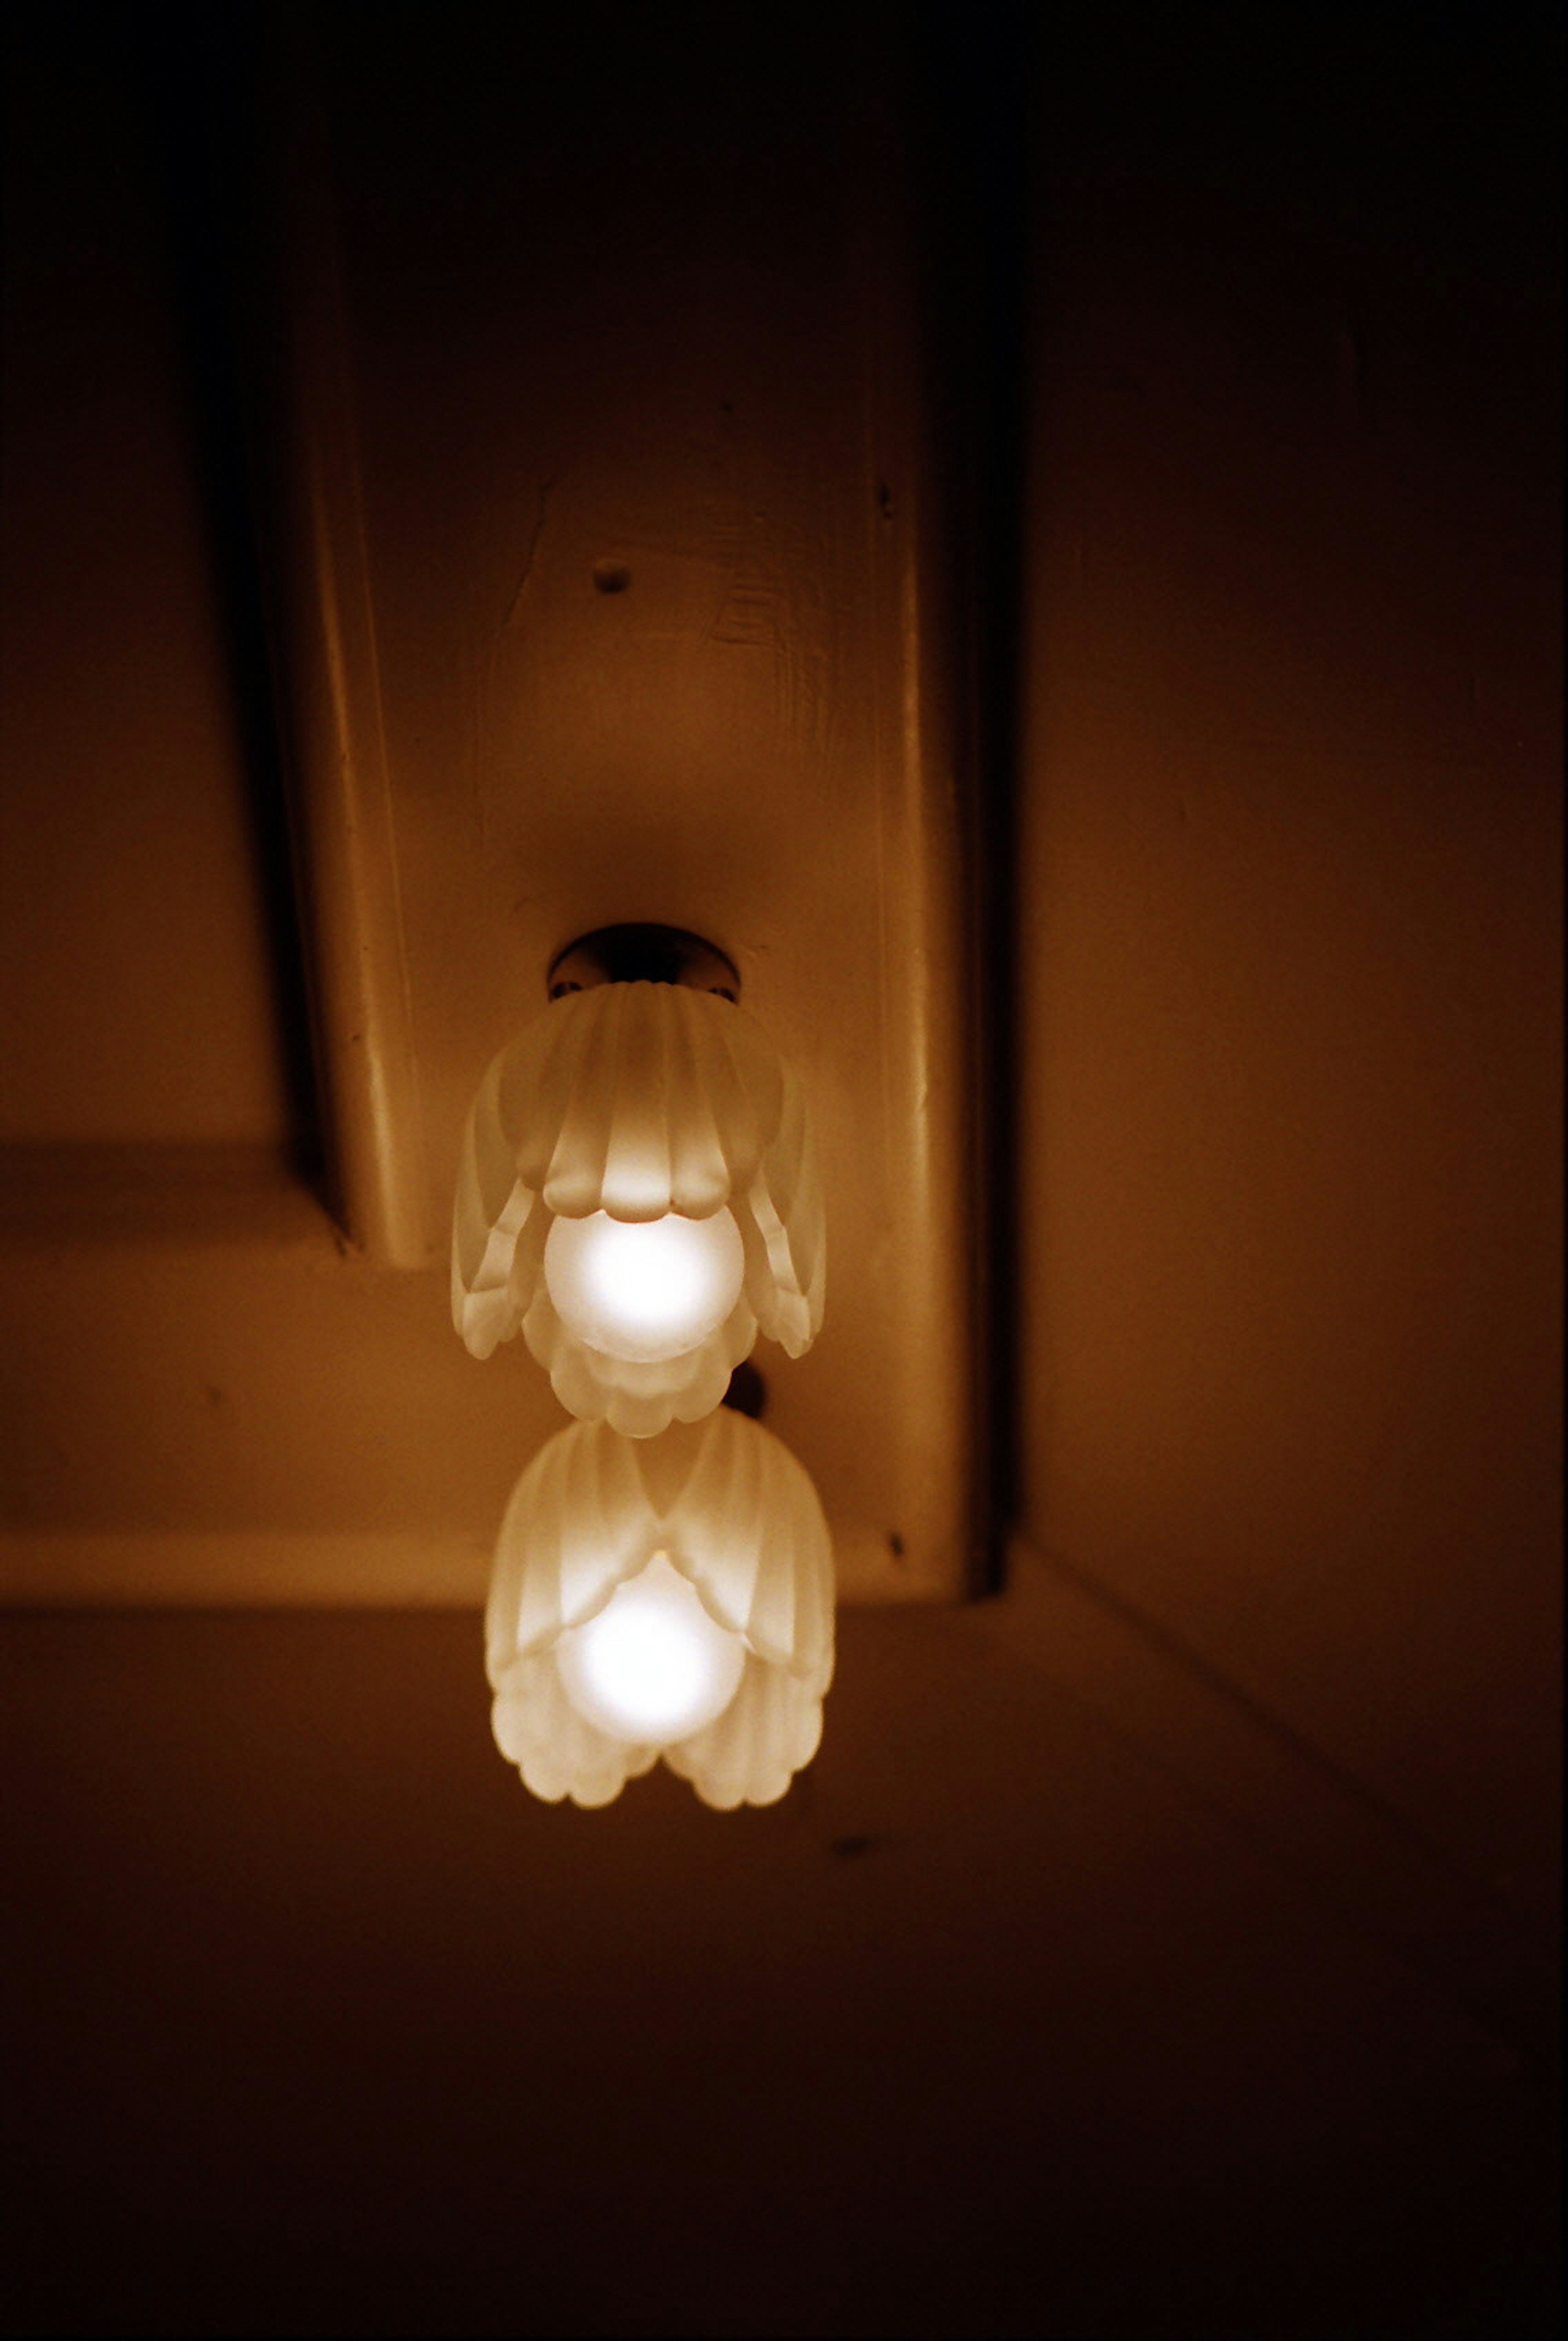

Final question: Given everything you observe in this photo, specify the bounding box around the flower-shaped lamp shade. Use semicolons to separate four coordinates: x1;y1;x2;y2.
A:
452;981;825;1435
486;1409;835;1810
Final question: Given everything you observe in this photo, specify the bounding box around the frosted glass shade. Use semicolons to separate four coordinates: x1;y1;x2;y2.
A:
486;1409;835;1810
452;981;825;1437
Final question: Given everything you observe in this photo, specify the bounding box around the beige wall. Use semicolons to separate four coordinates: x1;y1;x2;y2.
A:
4;1603;1559;2339
1016;11;1561;1929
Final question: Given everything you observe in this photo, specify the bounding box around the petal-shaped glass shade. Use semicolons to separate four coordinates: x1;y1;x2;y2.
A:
486;1410;835;1810
452;982;826;1434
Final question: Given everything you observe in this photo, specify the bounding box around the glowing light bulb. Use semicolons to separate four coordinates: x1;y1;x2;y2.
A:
555;1552;746;1744
543;1208;745;1363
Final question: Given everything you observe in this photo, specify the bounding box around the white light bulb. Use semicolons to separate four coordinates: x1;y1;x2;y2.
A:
555;1552;746;1744
543;1208;745;1363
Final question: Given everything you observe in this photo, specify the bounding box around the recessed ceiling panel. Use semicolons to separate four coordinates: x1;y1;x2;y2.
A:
0;12;979;1605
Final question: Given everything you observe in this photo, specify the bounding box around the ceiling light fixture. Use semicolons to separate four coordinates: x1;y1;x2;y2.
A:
457;926;834;1810
452;926;824;1436
486;1411;835;1809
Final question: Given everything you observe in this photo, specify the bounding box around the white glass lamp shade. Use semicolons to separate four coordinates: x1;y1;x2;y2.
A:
486;1409;835;1811
452;981;825;1436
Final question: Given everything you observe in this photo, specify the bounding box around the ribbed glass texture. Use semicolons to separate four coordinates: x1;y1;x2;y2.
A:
486;1410;835;1810
452;982;826;1435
